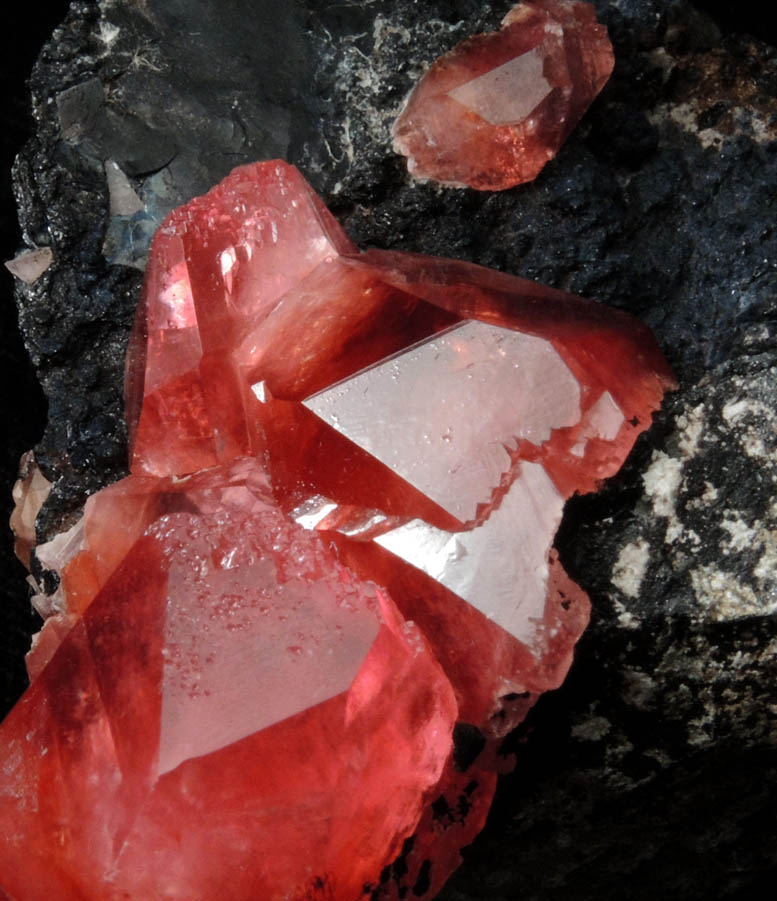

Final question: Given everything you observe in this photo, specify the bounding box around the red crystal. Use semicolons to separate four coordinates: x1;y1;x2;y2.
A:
392;0;615;190
0;160;674;899
1;459;456;899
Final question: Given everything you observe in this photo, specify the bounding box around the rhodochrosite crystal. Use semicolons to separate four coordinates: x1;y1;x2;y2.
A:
0;161;674;899
392;0;614;189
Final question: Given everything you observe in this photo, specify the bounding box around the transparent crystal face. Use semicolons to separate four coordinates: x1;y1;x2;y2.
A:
156;499;380;776
375;461;563;645
570;389;625;456
447;47;552;126
300;319;585;647
304;320;580;523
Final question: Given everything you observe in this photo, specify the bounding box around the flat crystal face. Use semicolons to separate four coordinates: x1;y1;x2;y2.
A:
448;48;552;125
571;390;625;456
375;461;563;644
303;320;580;523
157;510;380;776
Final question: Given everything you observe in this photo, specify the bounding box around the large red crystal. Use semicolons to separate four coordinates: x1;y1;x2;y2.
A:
0;160;674;899
2;459;457;899
392;0;614;190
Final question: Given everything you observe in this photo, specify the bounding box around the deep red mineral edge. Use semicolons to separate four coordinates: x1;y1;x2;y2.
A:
0;160;674;900
392;0;615;190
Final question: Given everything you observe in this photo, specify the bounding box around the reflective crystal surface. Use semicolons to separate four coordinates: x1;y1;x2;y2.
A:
392;0;615;190
0;160;673;899
1;458;456;899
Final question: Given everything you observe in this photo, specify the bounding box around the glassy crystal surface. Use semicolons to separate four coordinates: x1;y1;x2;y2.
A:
1;458;456;899
0;160;673;899
10;451;51;569
392;0;615;190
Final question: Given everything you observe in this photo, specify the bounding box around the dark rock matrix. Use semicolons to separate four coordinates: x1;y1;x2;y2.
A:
2;1;776;898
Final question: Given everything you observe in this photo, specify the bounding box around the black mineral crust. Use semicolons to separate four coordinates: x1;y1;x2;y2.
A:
2;1;777;898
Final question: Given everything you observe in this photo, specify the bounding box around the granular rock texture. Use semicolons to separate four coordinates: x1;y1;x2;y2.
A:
3;1;777;898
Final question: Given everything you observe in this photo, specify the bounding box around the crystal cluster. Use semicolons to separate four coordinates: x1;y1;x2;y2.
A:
1;161;673;899
393;0;614;190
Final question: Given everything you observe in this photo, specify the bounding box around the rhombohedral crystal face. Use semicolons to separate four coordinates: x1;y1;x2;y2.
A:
392;0;614;189
0;161;674;899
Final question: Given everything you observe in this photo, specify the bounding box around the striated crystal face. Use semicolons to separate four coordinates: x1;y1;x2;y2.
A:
0;160;674;899
392;0;615;190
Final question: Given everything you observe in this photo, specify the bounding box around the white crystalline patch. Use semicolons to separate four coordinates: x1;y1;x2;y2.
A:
720;511;756;554
571;390;625;456
27;515;85;624
98;20;120;48
250;380;268;403
611;538;650;599
375;462;563;645
304;320;580;522
34;517;85;595
448;48;552;126
690;565;766;622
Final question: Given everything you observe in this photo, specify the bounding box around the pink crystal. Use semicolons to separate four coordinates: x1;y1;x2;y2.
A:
9;451;52;569
0;160;674;898
1;459;456;898
5;247;54;285
392;0;615;190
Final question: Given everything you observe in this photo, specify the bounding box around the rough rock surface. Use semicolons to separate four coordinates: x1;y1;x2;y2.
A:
0;0;70;723
2;0;776;898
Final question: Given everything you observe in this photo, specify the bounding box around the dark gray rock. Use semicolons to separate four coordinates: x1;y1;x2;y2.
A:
2;0;776;897
0;0;71;721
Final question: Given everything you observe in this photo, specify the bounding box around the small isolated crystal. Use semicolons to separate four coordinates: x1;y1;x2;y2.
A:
0;161;673;899
392;0;614;189
5;246;53;284
105;159;144;216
